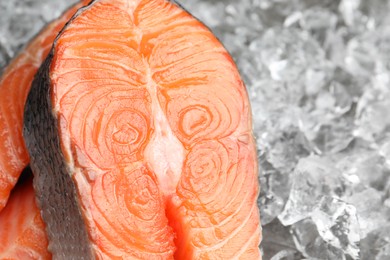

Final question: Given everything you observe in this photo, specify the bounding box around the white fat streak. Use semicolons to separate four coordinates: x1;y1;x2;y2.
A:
50;83;74;177
73;167;96;241
52;97;96;240
144;67;185;197
101;0;141;21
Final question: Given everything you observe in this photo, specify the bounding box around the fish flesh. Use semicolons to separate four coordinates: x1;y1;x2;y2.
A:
0;168;51;259
0;0;88;211
24;0;262;258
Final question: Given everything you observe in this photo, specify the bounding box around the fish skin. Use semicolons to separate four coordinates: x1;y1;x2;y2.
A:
24;52;94;259
24;0;262;259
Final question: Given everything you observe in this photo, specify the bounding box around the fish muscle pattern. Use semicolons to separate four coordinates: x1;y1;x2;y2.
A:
23;0;262;258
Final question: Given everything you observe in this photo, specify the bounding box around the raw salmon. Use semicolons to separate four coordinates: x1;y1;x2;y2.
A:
0;168;51;259
24;0;262;258
0;0;88;211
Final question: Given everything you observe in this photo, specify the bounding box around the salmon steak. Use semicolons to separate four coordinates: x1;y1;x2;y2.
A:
23;0;262;258
0;0;87;212
0;168;51;259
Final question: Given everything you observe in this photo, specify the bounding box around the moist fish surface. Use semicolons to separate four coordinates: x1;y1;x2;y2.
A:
0;168;51;259
23;0;262;258
0;0;88;212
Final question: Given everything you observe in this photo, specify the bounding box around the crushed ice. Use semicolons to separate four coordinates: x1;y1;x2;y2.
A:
1;0;390;259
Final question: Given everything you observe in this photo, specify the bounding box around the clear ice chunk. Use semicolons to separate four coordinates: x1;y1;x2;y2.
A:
336;149;389;191
258;157;292;225
311;119;354;154
311;196;360;259
360;226;390;260
355;92;390;142
291;218;345;259
345;188;389;238
269;249;297;260
300;7;338;31
278;156;344;226
339;0;363;27
261;219;302;259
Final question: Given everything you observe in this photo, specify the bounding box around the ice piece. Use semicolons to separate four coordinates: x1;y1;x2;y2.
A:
356;0;390;28
256;0;297;28
259;28;325;84
378;138;390;166
345;188;389;238
325;28;348;67
345;36;377;79
299;0;341;11
269;250;298;260
336;149;389;191
339;0;363;27
258;191;285;226
315;91;336;110
355;91;390;142
264;127;312;174
305;68;328;96
377;244;390;260
261;219;302;260
284;11;302;28
300;7;338;31
360;226;390;260
258;157;292;225
332;66;365;100
330;81;353;114
311;196;360;259
311;118;354;154
251;82;313;175
291;218;345;259
300;7;338;46
384;198;390;208
279;156;345;226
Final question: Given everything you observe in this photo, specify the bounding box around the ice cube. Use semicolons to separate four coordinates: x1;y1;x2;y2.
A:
279;156;345;226
300;7;338;32
345;188;389;238
258;158;291;225
261;219;302;260
305;68;328;96
291;218;345;259
269;249;298;260
355;92;390;142
311;196;360;259
311;118;354;154
336;150;389;191
339;0;363;27
360;226;390;260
